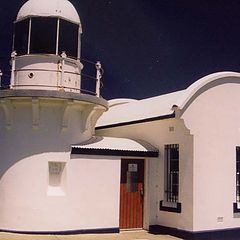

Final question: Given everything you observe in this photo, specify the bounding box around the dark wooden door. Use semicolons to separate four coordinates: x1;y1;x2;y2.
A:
120;159;144;229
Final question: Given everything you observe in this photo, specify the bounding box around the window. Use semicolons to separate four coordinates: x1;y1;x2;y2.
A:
48;162;66;196
58;19;79;59
236;147;240;203
126;164;138;192
160;144;181;213
233;147;240;213
14;19;29;55
30;17;57;54
165;144;179;202
13;17;79;58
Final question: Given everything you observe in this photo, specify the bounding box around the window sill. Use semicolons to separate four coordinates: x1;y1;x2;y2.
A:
47;186;65;196
233;202;240;213
160;200;181;213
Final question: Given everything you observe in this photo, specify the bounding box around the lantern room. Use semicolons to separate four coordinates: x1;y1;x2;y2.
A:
10;0;85;94
14;0;82;58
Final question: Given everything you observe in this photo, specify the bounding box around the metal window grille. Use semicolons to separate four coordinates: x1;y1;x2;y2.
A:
236;147;240;203
165;144;179;202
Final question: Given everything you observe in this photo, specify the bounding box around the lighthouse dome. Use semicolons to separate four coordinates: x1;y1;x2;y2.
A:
17;0;81;24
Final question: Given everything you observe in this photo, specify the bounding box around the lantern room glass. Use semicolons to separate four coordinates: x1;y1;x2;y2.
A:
59;19;79;59
14;18;29;55
30;17;57;54
14;17;79;59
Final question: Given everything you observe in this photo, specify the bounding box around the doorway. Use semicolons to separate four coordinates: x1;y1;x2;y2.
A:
119;159;144;229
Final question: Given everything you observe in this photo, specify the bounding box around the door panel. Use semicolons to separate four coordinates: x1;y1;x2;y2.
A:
120;159;144;229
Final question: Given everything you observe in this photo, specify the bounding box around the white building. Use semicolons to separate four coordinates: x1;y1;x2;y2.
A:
1;1;240;240
97;72;240;239
0;0;157;235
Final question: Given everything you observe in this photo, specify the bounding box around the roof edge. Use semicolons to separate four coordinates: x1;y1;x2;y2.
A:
71;147;159;158
96;113;175;130
0;89;108;109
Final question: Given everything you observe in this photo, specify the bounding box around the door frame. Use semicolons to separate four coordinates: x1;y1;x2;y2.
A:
119;158;150;230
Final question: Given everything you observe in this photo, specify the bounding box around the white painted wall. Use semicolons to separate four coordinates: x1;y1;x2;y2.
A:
12;55;83;93
0;97;116;231
182;81;240;231
0;153;121;231
69;155;121;230
0;152;120;231
97;76;240;233
97;118;194;231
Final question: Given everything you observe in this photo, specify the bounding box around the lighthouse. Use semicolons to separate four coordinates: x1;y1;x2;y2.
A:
0;0;159;234
0;0;109;233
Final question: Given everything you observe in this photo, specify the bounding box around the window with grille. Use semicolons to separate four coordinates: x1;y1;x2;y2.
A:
165;144;179;203
236;147;240;203
233;147;240;213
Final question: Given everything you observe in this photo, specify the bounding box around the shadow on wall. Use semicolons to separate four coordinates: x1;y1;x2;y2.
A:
0;130;73;179
0;102;86;179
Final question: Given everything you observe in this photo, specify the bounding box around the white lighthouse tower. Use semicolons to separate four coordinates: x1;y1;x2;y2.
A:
0;0;108;232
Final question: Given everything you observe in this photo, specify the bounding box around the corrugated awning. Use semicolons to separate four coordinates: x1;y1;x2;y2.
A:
71;136;159;158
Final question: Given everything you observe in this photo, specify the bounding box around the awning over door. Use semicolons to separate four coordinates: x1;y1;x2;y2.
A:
71;136;159;157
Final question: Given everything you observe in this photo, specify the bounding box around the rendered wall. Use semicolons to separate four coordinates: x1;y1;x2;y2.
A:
66;155;121;231
0;97;118;232
97;118;194;231
182;81;240;231
13;56;82;93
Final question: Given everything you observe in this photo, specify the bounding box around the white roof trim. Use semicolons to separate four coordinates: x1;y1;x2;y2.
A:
96;71;240;128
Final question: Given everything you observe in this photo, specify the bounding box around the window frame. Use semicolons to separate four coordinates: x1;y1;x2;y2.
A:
58;18;79;59
13;18;30;55
234;146;240;213
48;161;66;196
165;144;179;203
30;17;58;54
160;144;181;213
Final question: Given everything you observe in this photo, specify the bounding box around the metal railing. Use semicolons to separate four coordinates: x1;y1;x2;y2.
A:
166;171;179;202
0;57;103;97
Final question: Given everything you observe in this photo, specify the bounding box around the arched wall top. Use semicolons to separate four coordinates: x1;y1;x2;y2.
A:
97;71;240;129
177;72;240;112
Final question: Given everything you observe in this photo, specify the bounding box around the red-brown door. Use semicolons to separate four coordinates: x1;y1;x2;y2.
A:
119;159;144;229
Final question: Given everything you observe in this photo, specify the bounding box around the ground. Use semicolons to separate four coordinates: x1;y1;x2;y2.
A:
0;231;182;240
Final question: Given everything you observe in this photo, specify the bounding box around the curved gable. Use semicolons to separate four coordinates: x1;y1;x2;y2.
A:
178;72;240;113
97;71;240;129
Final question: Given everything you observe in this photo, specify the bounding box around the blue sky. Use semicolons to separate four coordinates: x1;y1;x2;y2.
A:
1;0;240;99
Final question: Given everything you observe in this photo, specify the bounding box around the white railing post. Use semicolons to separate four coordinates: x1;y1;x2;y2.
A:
95;61;102;97
10;51;17;88
60;51;67;90
0;69;2;88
